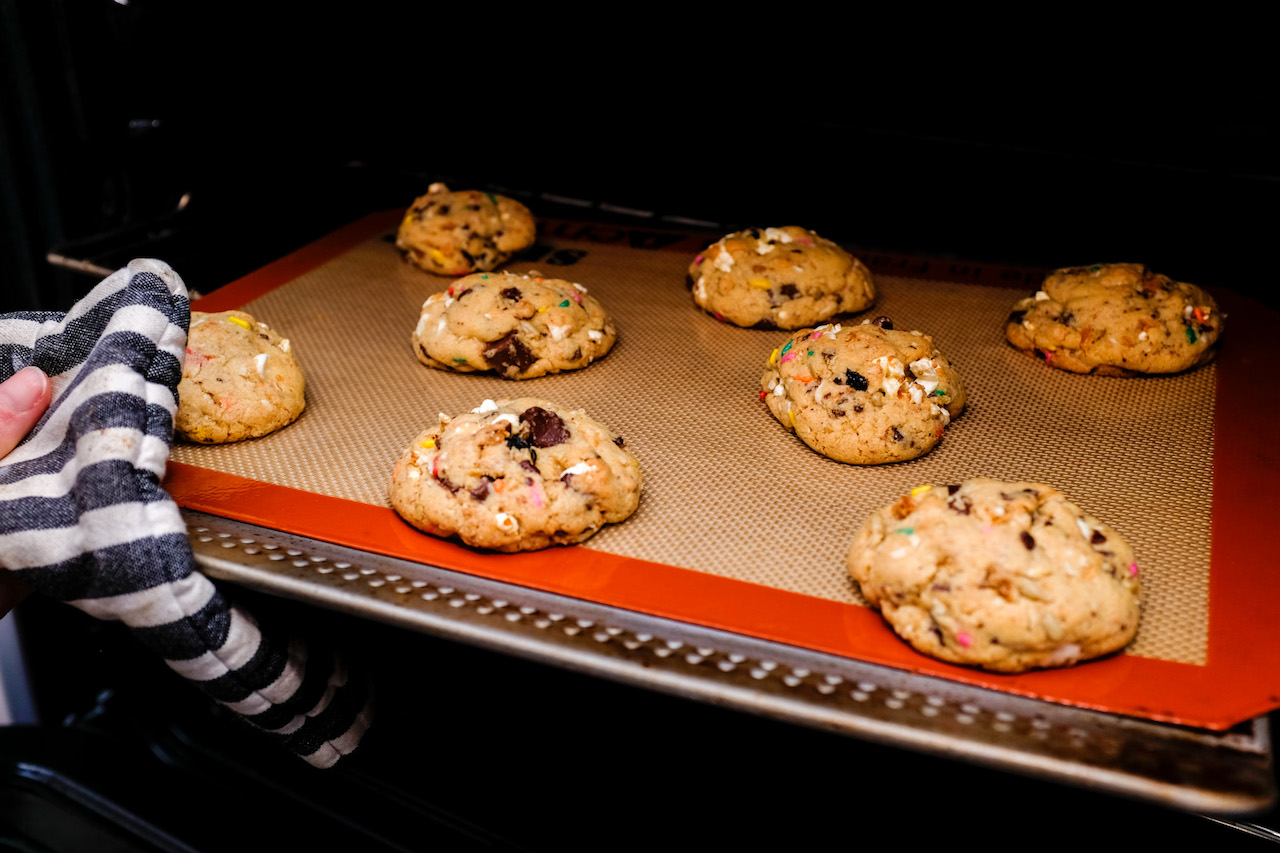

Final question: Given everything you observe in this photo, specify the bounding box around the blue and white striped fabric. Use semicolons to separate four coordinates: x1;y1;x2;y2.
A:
0;259;372;768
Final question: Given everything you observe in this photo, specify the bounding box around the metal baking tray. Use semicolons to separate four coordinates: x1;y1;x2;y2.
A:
186;508;1275;816
151;203;1280;821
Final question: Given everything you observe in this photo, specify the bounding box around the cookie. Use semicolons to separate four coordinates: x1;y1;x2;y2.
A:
411;271;616;379
388;398;642;552
847;479;1141;673
761;317;966;464
1005;262;1224;375
176;310;306;443
396;183;536;276
687;226;876;329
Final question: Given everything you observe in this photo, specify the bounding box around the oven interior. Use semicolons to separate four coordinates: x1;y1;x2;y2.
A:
3;5;1279;850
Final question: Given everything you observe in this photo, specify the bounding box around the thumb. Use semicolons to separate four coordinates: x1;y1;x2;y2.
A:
0;367;52;458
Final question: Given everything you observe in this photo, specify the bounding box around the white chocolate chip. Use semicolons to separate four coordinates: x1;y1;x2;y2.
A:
908;358;940;394
763;227;793;244
562;461;595;477
472;399;499;414
549;324;570;341
494;512;518;533
253;353;268;377
873;355;905;378
1017;578;1048;600
714;247;734;272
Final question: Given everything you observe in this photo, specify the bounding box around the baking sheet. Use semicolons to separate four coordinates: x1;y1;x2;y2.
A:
165;210;1280;730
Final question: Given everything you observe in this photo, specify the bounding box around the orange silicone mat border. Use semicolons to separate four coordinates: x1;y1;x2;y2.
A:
171;211;1280;731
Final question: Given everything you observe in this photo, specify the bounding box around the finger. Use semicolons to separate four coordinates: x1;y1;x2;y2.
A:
0;366;53;458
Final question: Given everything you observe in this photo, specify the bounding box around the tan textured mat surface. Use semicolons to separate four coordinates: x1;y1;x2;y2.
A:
171;225;1213;668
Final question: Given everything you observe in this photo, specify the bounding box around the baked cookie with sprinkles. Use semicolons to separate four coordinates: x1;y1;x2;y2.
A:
688;226;875;329
396;183;536;276
847;478;1141;673
761;317;965;464
176;310;306;443
389;398;642;552
1005;262;1224;375
412;271;616;379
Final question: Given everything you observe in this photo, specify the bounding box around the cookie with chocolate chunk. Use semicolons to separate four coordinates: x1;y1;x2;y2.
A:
847;478;1141;673
412;271;616;379
396;183;536;276
1005;262;1224;375
761;317;965;464
176;310;306;443
688;226;875;329
388;398;642;552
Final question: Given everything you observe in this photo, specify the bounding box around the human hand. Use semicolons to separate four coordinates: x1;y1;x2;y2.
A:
1;366;53;616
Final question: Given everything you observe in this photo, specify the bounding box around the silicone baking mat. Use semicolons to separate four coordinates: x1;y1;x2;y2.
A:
165;211;1280;730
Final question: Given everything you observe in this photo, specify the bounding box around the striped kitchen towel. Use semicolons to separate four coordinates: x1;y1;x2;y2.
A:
0;258;372;768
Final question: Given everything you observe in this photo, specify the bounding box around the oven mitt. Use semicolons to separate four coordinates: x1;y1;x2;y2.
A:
0;258;372;768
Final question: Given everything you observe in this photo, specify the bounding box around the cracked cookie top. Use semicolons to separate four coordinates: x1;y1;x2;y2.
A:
1004;262;1224;375
389;397;642;552
395;183;536;276
761;317;965;464
176;310;306;443
847;478;1141;673
687;226;875;329
411;271;616;379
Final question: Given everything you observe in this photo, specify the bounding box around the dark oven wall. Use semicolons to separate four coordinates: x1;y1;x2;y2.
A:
3;4;1275;314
